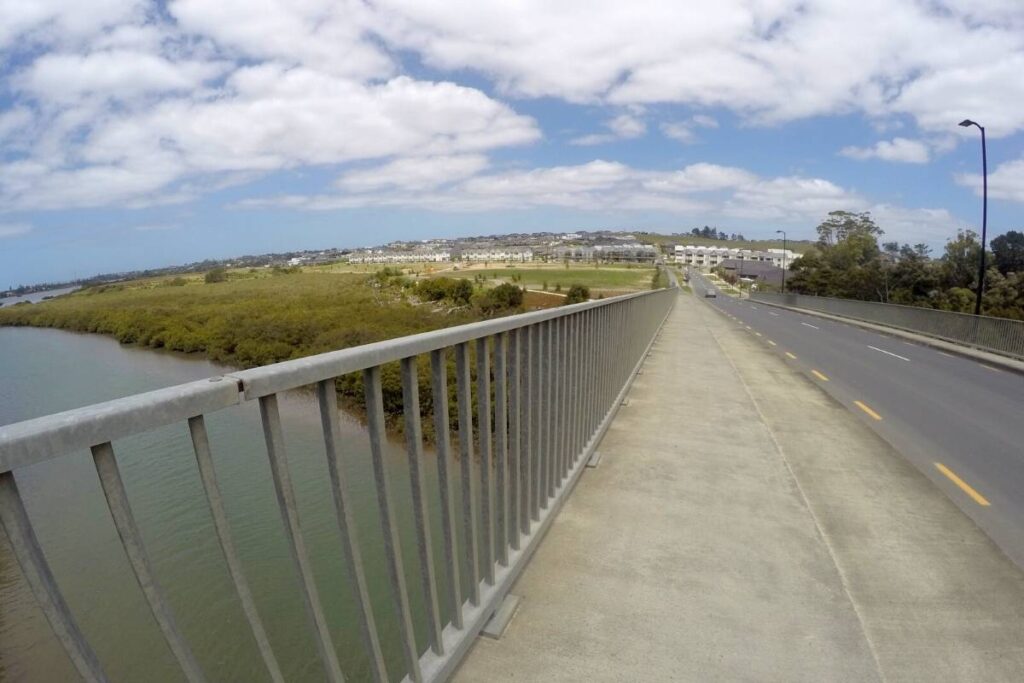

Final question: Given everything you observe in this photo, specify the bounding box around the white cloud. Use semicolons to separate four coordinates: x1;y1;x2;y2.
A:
868;205;963;244
241;156;964;244
170;0;392;80
246;160;848;220
0;0;144;52
0;223;32;238
660;122;696;144
840;138;931;164
606;114;645;139
570;113;646;146
18;50;228;103
725;177;861;221
338;155;489;192
660;114;719;144
691;115;719;129
569;133;616;147
957;158;1024;203
2;63;539;208
374;1;1024;135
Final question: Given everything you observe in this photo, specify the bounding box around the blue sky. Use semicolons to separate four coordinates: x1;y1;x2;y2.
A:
2;0;1023;287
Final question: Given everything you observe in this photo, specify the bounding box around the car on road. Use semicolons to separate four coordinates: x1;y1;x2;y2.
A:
704;288;717;298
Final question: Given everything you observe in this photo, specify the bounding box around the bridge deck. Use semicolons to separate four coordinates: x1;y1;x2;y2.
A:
455;292;1024;681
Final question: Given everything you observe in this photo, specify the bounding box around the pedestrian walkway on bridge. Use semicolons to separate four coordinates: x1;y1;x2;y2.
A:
455;291;1024;682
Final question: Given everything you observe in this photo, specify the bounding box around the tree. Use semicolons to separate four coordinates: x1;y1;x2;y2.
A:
991;230;1024;275
940;229;983;290
204;268;228;283
476;283;523;314
564;284;590;305
815;211;883;246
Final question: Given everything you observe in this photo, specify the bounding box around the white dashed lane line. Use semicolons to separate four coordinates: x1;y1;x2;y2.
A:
868;345;910;362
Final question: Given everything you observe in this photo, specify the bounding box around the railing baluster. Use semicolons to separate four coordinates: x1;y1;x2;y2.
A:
315;381;389;682
363;367;423;682
91;441;206;683
0;472;108;683
544;320;555;503
556;317;564;477
257;396;345;683
188;416;285;683
530;323;542;520
429;349;463;630
454;343;480;605
521;325;534;532
560;316;570;481
508;328;522;551
475;338;495;586
399;357;445;655
493;332;509;566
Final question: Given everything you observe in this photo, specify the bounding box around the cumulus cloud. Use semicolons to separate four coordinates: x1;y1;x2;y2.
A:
375;1;1024;135
840;138;931;164
957;158;1024;203
3;0;1022;216
0;0;540;210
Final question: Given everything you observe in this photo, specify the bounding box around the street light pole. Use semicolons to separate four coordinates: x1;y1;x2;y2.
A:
959;119;988;316
776;230;787;293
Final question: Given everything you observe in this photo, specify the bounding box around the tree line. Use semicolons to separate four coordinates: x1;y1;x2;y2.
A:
787;211;1024;320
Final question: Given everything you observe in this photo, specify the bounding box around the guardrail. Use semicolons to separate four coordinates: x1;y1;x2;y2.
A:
0;286;677;683
750;292;1024;360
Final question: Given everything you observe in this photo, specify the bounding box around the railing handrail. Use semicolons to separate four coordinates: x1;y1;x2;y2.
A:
755;291;1024;325
0;289;659;476
1;284;678;683
751;290;1024;360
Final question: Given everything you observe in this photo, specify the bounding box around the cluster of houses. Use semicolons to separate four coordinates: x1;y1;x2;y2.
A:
673;245;799;270
346;239;659;265
340;236;797;271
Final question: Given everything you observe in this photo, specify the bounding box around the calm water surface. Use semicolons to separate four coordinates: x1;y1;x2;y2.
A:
0;327;455;682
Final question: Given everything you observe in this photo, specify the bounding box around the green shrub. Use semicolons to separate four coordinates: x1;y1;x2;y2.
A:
204;268;228;283
564;284;590;305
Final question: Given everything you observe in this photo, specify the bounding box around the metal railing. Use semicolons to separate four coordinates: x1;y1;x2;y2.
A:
0;286;677;683
751;292;1024;360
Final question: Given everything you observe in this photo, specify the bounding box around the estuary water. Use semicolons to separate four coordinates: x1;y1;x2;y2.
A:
0;326;453;682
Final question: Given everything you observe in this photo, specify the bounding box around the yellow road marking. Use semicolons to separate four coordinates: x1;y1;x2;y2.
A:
767;340;777;346
854;400;882;420
785;351;797;359
811;370;829;382
935;463;991;507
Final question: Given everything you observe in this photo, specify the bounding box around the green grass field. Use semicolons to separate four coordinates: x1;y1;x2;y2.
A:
448;265;656;292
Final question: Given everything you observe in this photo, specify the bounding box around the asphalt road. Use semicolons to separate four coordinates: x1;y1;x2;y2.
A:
695;282;1024;567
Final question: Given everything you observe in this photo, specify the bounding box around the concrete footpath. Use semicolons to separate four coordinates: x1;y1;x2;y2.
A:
454;291;1024;682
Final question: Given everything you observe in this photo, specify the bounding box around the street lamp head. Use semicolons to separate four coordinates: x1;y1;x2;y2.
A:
959;119;977;128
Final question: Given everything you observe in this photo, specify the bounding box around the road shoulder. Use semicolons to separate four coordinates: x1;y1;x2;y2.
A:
705;300;1024;681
